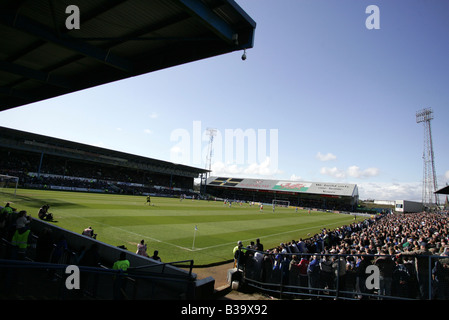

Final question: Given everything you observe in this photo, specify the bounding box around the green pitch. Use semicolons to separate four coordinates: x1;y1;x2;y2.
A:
1;189;355;265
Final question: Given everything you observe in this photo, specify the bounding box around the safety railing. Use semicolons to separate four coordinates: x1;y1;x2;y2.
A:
235;249;449;300
0;236;197;300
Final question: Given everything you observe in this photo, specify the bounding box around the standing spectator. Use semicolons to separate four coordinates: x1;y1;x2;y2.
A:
298;255;310;292
255;238;264;252
392;256;410;298
233;241;244;268
374;249;394;298
333;250;347;296
78;244;101;297
307;254;322;298
112;251;130;271
432;257;449;300
399;242;432;299
10;226;31;260
112;251;130;299
288;255;300;286
356;253;372;299
320;253;335;292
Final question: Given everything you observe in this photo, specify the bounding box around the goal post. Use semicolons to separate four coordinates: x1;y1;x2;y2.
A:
0;174;19;196
272;199;290;208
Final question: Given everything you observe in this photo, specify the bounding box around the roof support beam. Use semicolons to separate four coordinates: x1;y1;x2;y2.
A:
176;0;237;44
0;11;134;73
0;60;74;89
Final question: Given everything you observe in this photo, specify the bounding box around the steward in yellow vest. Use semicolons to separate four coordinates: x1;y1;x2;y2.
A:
11;228;30;259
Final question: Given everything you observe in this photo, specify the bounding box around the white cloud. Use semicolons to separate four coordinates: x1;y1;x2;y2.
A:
321;165;380;180
445;170;449;180
320;166;346;179
347;165;380;178
316;152;337;161
143;129;152;134
357;182;421;201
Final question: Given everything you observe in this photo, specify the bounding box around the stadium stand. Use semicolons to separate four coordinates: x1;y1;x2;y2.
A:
206;176;359;212
233;211;449;300
0;126;207;197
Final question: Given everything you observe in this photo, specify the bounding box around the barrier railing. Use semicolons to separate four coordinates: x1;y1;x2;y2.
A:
236;249;449;300
0;236;196;299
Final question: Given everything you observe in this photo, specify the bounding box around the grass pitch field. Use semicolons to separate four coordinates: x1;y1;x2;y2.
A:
1;189;355;265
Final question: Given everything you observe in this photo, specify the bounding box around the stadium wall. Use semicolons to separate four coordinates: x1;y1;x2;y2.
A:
29;219;213;299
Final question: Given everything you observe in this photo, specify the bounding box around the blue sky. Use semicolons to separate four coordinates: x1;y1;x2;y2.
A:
0;0;448;201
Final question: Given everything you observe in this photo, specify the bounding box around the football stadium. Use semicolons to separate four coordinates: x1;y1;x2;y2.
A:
1;0;449;303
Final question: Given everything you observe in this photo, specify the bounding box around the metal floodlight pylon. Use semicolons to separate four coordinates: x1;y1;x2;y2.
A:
205;128;217;172
416;108;439;209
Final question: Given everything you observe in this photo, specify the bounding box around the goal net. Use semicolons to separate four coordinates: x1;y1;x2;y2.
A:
272;199;290;208
0;174;19;196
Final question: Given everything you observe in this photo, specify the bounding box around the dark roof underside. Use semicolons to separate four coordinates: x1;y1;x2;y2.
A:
0;126;209;177
0;0;256;110
436;186;449;195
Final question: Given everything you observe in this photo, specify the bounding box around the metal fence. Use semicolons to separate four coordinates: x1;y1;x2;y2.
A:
236;249;449;300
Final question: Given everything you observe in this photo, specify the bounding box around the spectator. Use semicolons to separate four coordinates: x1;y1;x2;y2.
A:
150;250;161;262
112;251;130;272
432;257;449;300
392;256;410;298
374;249;394;298
136;239;149;257
15;210;31;230
10;226;31;260
112;251;130;300
233;240;245;268
307;254;322;297
82;226;97;239
255;238;264;252
320;253;335;292
356;253;372;299
399;241;432;299
333;250;347;295
38;204;53;221
298;255;310;292
288;255;300;286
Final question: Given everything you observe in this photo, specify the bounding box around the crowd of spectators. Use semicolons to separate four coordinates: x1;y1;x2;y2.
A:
0;148;197;198
236;212;449;300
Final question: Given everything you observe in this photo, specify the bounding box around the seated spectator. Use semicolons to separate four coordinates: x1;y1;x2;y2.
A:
82;226;97;239
15;210;31;230
38;204;53;221
150;250;161;262
136;239;149;257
